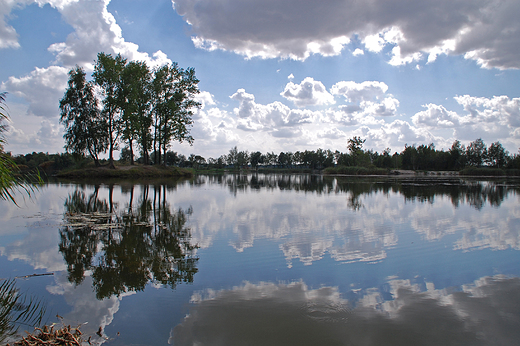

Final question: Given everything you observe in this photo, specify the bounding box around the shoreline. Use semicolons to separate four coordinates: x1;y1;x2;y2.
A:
54;164;193;179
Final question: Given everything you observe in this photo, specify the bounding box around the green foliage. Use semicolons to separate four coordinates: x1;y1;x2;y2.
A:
347;136;365;155
13;152;81;174
120;60;153;165
60;53;200;168
151;63;200;165
93;53;128;167
60;66;108;166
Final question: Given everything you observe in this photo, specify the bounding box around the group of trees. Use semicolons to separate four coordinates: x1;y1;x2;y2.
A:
163;137;520;172
60;53;200;168
399;139;514;171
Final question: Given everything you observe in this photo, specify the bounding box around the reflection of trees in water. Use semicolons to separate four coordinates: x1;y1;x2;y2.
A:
59;184;198;300
192;174;519;210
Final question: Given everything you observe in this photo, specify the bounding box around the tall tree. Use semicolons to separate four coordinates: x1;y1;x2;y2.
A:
120;60;152;165
151;63;200;165
93;52;127;168
60;66;107;167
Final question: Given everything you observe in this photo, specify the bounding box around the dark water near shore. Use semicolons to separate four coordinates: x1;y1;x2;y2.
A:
1;174;520;345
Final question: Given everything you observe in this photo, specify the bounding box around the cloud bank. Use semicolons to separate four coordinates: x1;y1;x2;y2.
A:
173;0;520;69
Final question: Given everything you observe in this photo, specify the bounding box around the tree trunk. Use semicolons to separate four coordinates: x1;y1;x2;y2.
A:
129;139;134;165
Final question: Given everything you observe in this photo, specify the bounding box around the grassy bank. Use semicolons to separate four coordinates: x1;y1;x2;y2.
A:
459;167;520;176
323;165;390;175
56;164;193;179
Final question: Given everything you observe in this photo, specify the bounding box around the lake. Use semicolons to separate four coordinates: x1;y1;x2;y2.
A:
1;174;520;345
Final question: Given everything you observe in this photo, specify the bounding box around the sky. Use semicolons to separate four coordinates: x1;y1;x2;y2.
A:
1;0;520;160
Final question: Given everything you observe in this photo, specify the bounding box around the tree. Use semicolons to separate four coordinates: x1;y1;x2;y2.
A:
265;152;278;166
416;143;436;170
227;146;239;167
466;138;487;167
151;63;200;166
487;141;509;168
236;150;250;168
250;151;264;170
449;140;466;170
120;60;152;165
401;144;418;170
60;66;107;167
93;52;128;168
348;136;365;154
348;136;366;166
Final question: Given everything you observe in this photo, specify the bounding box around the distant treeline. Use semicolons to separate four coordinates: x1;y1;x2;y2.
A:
10;137;520;175
185;137;520;174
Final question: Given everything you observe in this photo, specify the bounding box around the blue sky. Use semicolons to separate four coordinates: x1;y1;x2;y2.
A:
1;0;520;159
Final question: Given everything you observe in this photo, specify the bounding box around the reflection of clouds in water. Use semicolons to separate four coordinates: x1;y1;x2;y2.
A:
185;187;400;266
6;180;512;273
171;276;520;346
182;181;517;265
452;199;520;252
0;184;66;234
0;184;70;270
47;272;134;345
0;218;66;272
408;196;520;251
281;235;333;267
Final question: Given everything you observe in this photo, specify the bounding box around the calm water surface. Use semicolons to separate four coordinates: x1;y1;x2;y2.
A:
1;174;520;345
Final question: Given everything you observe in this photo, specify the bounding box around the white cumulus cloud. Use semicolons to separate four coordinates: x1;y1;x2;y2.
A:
281;77;335;107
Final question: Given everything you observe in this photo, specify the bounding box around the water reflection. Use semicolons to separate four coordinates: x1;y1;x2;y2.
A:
2;176;520;345
59;184;198;299
171;275;520;346
184;175;520;266
193;174;519;210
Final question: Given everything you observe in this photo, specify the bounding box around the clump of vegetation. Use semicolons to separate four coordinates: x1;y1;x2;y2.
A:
8;325;83;346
